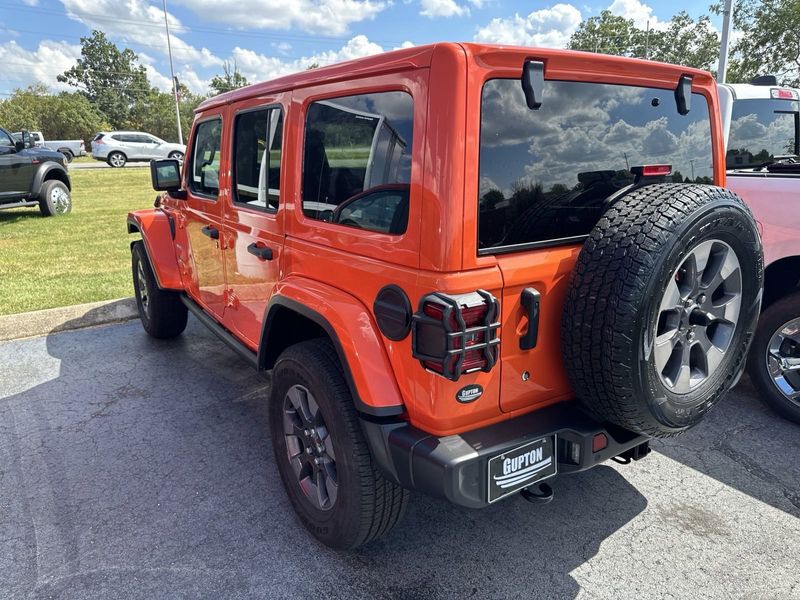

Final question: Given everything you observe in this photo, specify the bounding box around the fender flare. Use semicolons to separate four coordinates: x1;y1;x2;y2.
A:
260;278;406;418
127;210;183;291
31;163;70;196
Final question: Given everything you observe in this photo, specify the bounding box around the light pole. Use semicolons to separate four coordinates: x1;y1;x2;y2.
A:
718;0;734;83
162;0;183;145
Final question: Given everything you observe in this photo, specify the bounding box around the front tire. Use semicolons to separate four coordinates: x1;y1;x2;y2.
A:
747;292;800;424
168;151;184;161
38;180;72;216
270;340;408;549
107;152;127;168
131;241;188;339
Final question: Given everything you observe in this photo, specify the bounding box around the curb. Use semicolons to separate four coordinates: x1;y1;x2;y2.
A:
0;298;138;342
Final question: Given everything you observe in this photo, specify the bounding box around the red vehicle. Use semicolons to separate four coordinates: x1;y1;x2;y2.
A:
129;44;763;548
719;79;800;424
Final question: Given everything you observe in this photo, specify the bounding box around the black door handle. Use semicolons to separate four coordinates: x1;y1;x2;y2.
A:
519;287;541;350
247;243;273;261
201;225;219;239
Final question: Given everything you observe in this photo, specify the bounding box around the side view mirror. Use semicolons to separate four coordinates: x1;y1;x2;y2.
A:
14;140;25;152
150;159;184;197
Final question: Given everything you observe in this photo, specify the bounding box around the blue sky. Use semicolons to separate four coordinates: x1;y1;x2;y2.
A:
1;0;719;97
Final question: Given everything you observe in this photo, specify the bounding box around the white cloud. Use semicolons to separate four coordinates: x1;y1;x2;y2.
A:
420;0;469;18
171;0;385;36
474;3;582;47
607;0;665;30
61;0;223;68
231;34;386;83
0;40;81;92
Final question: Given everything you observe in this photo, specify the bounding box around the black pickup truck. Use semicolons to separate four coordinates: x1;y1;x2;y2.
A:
1;128;72;216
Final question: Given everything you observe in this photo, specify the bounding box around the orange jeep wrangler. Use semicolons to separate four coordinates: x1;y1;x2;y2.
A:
128;43;763;549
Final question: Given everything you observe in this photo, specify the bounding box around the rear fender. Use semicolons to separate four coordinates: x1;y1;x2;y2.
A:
261;277;405;417
127;209;183;291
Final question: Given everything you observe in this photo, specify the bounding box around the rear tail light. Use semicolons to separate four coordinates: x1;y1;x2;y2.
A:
771;88;799;100
411;290;500;381
94;138;104;145
632;164;672;177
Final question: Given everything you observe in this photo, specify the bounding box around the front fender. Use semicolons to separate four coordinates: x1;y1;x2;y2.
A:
127;209;183;291
31;163;70;195
262;277;405;417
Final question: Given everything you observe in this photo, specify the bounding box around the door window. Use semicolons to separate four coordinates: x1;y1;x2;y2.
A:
0;130;13;147
190;119;222;198
233;107;283;211
301;91;413;234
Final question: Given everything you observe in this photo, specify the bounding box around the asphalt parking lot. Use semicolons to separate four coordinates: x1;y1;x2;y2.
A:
2;312;799;599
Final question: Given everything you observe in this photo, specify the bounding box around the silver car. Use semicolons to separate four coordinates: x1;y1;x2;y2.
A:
91;131;186;168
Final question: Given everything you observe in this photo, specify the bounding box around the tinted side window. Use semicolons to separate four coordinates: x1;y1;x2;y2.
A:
0;130;13;146
302;91;413;234
233;107;283;211
478;79;714;252
190;119;222;198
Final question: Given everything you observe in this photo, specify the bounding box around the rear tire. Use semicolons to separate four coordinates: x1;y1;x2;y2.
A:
269;339;408;549
59;149;74;163
38;180;72;216
747;292;800;424
107;152;126;168
132;241;187;339
563;184;763;437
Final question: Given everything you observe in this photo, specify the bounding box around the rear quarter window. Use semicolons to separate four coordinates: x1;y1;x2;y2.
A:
478;79;714;253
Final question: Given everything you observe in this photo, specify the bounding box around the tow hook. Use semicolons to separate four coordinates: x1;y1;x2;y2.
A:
611;441;651;465
520;482;554;504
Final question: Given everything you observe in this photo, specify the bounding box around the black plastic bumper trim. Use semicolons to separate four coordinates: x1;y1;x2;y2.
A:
361;400;649;509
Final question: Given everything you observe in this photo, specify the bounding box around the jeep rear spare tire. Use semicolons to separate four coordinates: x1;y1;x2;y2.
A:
562;184;763;437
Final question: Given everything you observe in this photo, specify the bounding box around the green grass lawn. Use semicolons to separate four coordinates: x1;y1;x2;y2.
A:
0;168;153;315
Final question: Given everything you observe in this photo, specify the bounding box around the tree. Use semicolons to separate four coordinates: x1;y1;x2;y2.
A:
568;10;720;71
568;11;648;57
58;31;151;128
209;61;249;96
0;85;108;143
714;0;800;86
648;12;720;71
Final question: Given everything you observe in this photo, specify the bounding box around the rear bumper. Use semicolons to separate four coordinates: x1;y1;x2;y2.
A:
361;401;650;509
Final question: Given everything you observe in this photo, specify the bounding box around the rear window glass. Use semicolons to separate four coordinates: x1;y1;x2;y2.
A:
478;79;714;252
302;91;413;234
727;97;800;168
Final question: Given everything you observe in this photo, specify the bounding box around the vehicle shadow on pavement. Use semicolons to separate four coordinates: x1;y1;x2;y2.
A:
652;375;800;519
0;311;651;599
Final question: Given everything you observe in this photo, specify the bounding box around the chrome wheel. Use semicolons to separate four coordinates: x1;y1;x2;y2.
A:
654;239;742;394
282;384;338;511
766;318;800;406
136;260;149;313
109;153;126;167
168;151;184;162
50;187;71;214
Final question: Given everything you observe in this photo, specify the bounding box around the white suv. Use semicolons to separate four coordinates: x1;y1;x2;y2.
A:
91;131;186;168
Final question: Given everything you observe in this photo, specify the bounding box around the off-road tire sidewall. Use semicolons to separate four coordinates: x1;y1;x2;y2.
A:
131;242;187;339
563;184;763;438
747;291;800;424
636;201;762;431
269;341;408;549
